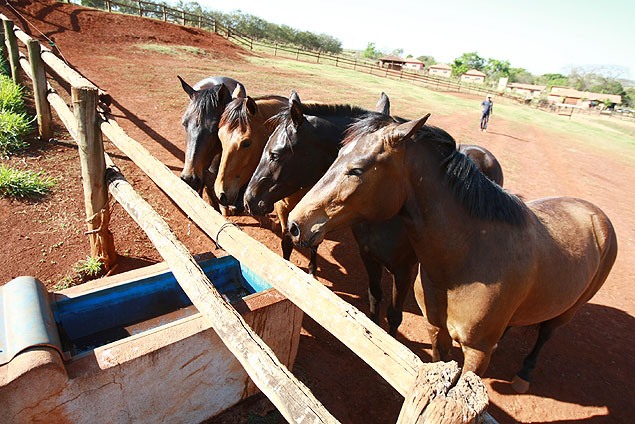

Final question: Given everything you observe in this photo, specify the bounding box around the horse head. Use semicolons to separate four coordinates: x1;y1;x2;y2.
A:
288;114;429;247
178;75;233;195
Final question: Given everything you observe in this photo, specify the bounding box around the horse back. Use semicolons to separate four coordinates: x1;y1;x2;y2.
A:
193;76;245;94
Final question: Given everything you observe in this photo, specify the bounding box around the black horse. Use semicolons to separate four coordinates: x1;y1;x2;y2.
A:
178;75;246;212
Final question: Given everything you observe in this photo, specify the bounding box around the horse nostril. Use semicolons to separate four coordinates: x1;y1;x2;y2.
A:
289;222;300;238
219;192;228;206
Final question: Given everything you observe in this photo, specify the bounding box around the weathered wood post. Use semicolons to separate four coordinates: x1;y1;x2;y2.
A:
181;10;185;26
26;39;53;141
106;0;111;13
72;85;116;269
335;56;338;67
137;0;142;17
162;5;166;21
274;43;278;56
198;14;202;28
3;19;20;82
296;47;300;59
353;58;357;70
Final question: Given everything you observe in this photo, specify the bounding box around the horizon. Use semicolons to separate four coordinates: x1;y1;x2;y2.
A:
191;0;634;80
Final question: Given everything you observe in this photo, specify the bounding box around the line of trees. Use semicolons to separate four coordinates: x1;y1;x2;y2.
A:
79;0;343;54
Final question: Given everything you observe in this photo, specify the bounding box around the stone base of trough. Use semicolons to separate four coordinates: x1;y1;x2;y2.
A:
0;257;303;424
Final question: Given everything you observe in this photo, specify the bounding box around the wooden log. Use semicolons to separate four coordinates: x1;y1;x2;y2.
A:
103;154;338;424
26;39;53;141
397;363;490;424
72;86;116;268
98;114;422;397
2;19;20;82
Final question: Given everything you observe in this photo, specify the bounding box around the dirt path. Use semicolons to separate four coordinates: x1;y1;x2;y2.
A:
1;2;634;423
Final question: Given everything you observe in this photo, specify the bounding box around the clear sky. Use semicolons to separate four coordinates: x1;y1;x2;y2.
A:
193;0;635;79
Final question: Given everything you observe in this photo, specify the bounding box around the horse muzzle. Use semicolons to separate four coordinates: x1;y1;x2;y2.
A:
288;220;325;248
181;173;203;195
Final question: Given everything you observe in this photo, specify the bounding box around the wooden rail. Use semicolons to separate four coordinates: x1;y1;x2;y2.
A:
2;13;495;423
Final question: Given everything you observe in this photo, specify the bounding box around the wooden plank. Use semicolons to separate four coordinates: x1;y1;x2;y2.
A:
98;114;423;397
103;154;338;424
2;19;20;82
26;39;53;141
72;86;116;268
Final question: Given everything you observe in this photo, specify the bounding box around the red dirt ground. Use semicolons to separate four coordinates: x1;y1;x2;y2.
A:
1;1;634;423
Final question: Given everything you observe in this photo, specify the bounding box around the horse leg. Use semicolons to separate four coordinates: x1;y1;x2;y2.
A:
307;246;318;276
359;252;384;325
414;268;452;361
461;345;494;376
511;321;558;393
387;264;416;337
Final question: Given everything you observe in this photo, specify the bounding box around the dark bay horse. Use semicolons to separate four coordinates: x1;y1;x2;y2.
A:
215;93;288;211
287;113;617;392
178;75;246;211
245;93;505;335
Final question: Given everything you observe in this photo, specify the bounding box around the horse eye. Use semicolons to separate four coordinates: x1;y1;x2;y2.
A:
241;140;252;149
347;168;364;176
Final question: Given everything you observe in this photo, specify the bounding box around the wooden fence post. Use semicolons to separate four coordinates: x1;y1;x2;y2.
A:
106;0;111;13
296;47;300;59
72;85;116;269
162;5;166;21
335;56;338;67
26;40;53;141
317;51;320;63
3;19;20;82
0;21;6;63
353;59;357;70
137;0;142;16
274;43;278;56
181;10;185;26
198;14;202;28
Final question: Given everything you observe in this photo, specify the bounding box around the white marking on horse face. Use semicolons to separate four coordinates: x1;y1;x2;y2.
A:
339;139;358;157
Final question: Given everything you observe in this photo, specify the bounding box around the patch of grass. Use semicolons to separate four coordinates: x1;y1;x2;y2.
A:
0;74;25;112
0;57;9;76
135;43;209;57
53;275;74;291
73;256;104;280
0;164;56;198
0;109;33;155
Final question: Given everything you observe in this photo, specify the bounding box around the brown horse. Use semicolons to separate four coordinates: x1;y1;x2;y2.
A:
215;93;288;212
288;112;617;392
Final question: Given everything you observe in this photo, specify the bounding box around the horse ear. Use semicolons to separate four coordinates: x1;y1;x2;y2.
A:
376;92;390;116
178;75;196;99
232;84;246;99
216;84;230;105
289;90;301;104
290;99;304;127
385;114;430;148
246;96;258;115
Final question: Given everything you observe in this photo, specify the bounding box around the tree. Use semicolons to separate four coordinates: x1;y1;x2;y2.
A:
451;52;485;77
508;67;534;84
363;42;380;59
391;48;404;57
417;55;436;67
535;73;569;88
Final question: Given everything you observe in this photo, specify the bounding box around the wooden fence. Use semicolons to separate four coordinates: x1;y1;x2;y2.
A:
1;13;497;423
68;0;515;102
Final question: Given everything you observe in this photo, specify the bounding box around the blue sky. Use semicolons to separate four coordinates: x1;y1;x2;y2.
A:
193;0;635;79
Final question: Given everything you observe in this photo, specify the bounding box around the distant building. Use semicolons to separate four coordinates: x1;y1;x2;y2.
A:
403;58;425;71
378;55;405;70
428;63;452;78
460;69;486;84
507;83;546;98
548;86;622;107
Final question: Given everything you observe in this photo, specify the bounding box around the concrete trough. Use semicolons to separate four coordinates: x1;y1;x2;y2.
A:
0;254;303;423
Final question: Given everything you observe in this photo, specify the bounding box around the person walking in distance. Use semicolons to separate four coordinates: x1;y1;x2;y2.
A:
480;94;493;132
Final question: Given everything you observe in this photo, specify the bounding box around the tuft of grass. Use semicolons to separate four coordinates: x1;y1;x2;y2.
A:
0;164;56;198
53;275;74;291
0;74;25;112
0;109;33;155
73;256;104;280
135;43;209;57
0;57;9;77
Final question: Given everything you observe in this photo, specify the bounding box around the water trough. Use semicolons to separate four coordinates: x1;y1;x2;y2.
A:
0;254;303;423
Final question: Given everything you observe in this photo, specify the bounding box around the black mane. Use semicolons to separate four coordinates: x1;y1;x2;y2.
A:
343;113;528;226
267;103;369;128
182;87;221;128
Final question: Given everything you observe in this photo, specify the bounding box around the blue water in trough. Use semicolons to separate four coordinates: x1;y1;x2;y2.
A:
53;255;271;355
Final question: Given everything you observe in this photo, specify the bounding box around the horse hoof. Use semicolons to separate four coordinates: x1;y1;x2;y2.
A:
511;375;530;393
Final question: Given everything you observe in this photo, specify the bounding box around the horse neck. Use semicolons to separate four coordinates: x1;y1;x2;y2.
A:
306;115;350;158
401;143;485;278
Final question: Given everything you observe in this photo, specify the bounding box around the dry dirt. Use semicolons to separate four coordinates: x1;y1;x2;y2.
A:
1;1;634;423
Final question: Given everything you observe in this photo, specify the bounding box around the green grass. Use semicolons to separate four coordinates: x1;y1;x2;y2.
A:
0;74;25;112
0;109;33;155
73;256;104;279
0;164;56;198
135;43;209;57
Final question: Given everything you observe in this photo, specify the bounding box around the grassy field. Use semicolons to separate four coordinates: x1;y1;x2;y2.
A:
240;55;635;162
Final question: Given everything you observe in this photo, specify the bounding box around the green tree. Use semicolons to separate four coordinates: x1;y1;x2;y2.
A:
363;42;380;59
451;52;485;77
535;73;569;88
417;55;436;67
508;67;534;84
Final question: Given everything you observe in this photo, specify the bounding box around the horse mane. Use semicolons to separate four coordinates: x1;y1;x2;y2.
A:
220;95;284;132
342;113;528;225
267;102;369;128
182;87;220;127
